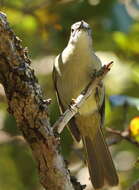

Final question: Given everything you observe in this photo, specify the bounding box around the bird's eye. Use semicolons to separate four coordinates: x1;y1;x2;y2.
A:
71;29;74;33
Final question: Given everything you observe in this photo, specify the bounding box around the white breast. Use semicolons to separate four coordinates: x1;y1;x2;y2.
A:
55;40;103;115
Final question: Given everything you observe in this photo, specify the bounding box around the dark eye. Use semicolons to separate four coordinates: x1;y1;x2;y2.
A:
71;29;74;33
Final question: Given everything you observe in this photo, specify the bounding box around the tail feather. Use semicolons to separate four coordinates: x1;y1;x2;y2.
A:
83;136;104;189
96;129;118;186
83;128;118;189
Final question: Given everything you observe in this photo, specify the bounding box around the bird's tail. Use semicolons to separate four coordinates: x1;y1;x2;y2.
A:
83;127;118;189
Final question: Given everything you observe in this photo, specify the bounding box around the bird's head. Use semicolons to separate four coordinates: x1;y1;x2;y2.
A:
68;20;92;47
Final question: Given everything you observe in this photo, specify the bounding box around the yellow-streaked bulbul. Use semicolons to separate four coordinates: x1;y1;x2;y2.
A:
53;20;118;189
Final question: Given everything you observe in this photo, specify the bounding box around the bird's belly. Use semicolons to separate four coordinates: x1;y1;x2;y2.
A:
79;95;97;115
58;71;98;115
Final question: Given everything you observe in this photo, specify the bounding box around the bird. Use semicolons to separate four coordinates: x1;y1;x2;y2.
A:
53;20;119;189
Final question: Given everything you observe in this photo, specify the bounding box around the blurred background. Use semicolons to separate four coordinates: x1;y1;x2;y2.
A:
0;0;139;190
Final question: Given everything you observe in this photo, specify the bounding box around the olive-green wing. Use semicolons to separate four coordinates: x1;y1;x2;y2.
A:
95;86;105;127
52;64;81;142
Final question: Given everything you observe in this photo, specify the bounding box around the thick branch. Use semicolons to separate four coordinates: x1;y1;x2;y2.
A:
0;12;76;190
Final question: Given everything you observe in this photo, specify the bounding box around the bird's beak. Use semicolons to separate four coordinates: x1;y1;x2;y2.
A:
78;20;85;30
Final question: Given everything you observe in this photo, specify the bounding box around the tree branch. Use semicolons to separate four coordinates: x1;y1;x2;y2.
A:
53;62;112;134
0;12;77;190
106;127;139;148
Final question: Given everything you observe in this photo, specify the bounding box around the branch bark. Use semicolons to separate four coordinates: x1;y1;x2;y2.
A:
0;12;75;190
106;127;139;148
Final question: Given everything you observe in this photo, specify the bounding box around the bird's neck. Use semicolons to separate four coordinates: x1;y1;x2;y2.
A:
69;36;92;52
63;41;93;64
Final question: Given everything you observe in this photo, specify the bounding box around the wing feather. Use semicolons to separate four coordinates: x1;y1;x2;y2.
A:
53;63;81;142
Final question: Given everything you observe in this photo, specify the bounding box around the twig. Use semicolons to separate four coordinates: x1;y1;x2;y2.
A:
106;127;139;148
106;135;123;146
53;62;113;134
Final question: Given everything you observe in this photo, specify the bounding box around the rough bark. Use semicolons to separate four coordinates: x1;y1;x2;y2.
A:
0;12;75;190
